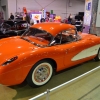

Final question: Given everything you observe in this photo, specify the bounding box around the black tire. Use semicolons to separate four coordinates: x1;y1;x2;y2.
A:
26;60;54;87
94;48;100;61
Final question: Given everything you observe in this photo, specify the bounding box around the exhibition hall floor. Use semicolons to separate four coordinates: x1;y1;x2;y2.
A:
0;60;100;100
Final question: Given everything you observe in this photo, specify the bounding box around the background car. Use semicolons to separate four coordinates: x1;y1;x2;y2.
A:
0;22;100;87
0;20;29;39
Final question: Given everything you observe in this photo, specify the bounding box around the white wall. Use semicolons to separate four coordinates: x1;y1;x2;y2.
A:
1;0;8;19
1;0;7;6
17;0;85;18
7;0;16;18
0;0;1;11
6;0;85;19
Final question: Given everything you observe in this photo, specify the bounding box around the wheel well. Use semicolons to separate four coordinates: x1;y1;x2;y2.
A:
37;58;57;73
25;58;57;85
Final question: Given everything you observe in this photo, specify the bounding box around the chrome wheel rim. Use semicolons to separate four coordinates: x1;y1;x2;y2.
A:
34;65;50;82
32;62;53;86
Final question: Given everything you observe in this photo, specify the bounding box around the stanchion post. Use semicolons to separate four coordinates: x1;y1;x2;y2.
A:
46;89;50;100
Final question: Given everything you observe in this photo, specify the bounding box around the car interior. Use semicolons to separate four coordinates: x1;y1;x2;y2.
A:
53;29;77;45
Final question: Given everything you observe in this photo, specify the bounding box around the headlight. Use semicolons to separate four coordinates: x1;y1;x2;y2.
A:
2;56;18;66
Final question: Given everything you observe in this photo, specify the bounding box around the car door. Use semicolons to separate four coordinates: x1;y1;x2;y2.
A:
63;39;88;67
53;29;98;69
63;34;100;68
53;29;83;68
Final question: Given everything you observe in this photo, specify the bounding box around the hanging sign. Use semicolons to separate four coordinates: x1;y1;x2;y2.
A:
84;0;92;26
41;9;46;18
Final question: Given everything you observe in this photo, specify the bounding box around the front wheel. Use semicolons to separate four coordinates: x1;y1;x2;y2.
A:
94;48;100;61
26;60;54;87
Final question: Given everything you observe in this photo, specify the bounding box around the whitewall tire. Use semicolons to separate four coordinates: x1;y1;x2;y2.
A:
26;60;54;87
94;48;100;61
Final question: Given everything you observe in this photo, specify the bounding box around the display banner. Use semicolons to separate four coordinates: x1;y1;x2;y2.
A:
84;0;92;26
41;9;46;18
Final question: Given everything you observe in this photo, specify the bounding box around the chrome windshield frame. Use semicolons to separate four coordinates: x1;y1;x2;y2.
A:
21;28;54;47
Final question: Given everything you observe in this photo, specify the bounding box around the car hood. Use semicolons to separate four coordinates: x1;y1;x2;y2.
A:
0;36;38;64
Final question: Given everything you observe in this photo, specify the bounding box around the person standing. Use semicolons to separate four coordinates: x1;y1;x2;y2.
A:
10;13;14;20
25;13;30;24
68;14;72;24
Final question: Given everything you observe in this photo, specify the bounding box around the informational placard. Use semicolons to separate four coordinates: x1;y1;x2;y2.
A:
32;14;41;20
96;0;100;27
84;0;92;26
32;14;42;24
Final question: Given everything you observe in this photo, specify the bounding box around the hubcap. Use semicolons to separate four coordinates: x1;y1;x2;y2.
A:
34;64;50;82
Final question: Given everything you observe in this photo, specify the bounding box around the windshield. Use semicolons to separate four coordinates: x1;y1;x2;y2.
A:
21;28;53;47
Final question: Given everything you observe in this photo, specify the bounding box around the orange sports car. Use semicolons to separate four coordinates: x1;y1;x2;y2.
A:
0;22;100;87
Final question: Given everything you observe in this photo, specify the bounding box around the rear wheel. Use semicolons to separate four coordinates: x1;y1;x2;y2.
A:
26;60;54;87
94;48;100;61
